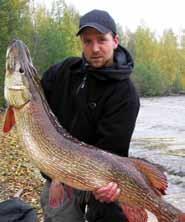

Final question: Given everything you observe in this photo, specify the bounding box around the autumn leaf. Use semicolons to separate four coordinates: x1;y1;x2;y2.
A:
0;112;44;221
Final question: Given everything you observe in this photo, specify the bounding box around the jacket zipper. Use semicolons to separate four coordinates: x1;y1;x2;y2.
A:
70;74;87;131
76;74;87;95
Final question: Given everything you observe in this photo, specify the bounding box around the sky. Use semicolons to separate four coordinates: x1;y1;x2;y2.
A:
35;0;185;36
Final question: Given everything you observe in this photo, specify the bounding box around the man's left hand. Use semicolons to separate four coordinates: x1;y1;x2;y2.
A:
93;182;121;203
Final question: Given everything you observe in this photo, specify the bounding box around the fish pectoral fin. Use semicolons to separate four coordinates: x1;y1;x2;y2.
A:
49;180;64;208
130;157;168;196
121;204;148;222
3;106;16;133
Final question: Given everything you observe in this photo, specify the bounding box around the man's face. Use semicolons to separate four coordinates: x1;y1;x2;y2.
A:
80;28;119;68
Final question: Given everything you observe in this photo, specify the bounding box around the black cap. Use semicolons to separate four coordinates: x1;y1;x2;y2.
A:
76;9;117;36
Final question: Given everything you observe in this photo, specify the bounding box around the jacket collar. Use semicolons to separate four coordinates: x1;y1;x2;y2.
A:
71;45;134;81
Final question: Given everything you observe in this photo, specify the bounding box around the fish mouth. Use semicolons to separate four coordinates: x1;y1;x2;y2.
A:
7;86;26;90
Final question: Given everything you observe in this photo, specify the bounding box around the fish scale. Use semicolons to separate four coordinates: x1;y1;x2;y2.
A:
3;39;185;222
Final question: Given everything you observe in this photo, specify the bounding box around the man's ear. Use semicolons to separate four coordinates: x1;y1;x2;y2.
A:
113;34;119;49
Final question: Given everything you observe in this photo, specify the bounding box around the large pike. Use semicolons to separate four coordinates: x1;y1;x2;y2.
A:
3;39;185;222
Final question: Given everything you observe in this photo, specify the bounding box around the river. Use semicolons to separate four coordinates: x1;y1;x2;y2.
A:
130;95;185;219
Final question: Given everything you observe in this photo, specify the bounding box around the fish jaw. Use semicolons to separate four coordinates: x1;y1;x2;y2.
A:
4;40;32;108
4;72;31;108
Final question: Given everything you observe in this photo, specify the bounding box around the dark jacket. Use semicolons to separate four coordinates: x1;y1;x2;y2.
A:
41;45;140;157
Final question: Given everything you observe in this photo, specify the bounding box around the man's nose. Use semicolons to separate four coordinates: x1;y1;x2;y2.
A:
92;42;100;53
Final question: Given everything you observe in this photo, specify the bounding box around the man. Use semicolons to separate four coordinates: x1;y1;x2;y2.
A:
40;9;140;222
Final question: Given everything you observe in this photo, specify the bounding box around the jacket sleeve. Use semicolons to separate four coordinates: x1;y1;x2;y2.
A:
95;79;140;157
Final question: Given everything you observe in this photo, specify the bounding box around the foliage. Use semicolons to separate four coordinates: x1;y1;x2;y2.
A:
0;0;81;106
0;0;33;106
133;63;167;96
126;26;185;96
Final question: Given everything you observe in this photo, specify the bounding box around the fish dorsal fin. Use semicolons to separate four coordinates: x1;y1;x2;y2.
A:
3;106;16;133
130;157;168;196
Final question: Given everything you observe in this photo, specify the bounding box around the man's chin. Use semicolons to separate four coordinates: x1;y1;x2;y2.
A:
89;61;104;68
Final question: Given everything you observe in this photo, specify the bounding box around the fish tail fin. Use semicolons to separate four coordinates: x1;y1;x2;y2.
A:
178;213;185;222
130;157;168;196
3;106;16;133
121;204;148;222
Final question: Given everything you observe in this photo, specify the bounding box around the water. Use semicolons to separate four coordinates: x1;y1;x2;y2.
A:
130;95;185;212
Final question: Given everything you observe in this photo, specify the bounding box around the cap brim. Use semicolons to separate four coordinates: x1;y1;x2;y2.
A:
76;23;110;36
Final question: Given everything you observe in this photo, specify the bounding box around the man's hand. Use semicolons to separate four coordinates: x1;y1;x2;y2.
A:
49;181;64;208
93;182;121;203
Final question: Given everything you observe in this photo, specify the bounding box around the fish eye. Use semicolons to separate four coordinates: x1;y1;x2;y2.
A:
19;68;24;73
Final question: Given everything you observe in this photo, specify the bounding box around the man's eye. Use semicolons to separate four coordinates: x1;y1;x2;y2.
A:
99;38;107;42
84;39;91;44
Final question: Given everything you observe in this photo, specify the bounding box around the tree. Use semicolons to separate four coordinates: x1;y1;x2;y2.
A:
177;30;185;90
31;0;81;73
132;26;168;95
134;26;159;65
0;0;31;106
158;29;178;83
123;29;136;59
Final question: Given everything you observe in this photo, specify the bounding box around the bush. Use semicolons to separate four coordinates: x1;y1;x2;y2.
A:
133;63;168;96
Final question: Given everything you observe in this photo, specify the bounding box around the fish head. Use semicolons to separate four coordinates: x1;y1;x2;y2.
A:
4;39;36;108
